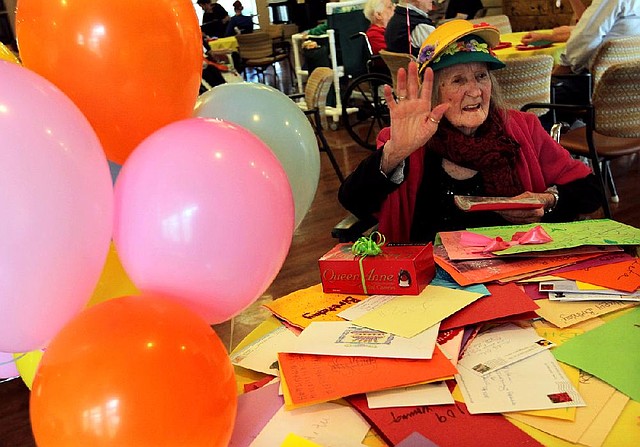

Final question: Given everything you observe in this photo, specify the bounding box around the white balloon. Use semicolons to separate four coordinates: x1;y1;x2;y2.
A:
195;82;320;228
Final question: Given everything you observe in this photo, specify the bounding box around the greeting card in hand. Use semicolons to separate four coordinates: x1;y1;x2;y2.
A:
454;195;544;212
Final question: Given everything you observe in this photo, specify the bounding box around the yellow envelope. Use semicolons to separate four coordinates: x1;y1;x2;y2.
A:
353;285;484;338
280;433;322;447
534;299;636;328
507;375;624;444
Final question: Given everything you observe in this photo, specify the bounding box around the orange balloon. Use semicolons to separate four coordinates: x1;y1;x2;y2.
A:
30;295;237;447
16;0;203;165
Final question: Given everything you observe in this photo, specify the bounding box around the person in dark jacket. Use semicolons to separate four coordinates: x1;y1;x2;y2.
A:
225;1;255;36
385;0;436;57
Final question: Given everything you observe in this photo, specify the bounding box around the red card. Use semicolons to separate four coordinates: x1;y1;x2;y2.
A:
440;283;539;331
347;394;543;447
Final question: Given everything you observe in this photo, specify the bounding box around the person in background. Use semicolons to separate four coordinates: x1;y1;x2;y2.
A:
385;0;436;57
520;0;586;46
445;0;483;20
533;0;640;128
363;0;395;56
339;20;601;243
198;0;230;39
554;0;640;76
225;1;254;36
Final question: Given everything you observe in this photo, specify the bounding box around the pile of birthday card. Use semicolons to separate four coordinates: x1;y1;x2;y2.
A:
226;219;640;447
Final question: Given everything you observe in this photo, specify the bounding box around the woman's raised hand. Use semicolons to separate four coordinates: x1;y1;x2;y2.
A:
381;62;449;174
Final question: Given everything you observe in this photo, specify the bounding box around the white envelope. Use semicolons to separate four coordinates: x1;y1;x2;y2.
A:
250;402;370;447
456;349;586;414
457;323;555;376
229;324;298;375
282;321;440;359
366;381;454;409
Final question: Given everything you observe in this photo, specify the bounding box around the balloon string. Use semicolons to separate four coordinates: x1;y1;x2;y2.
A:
351;232;386;294
0;353;26;366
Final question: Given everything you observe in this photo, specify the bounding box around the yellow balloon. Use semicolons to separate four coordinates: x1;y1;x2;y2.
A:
0;42;19;64
86;242;139;307
14;349;44;390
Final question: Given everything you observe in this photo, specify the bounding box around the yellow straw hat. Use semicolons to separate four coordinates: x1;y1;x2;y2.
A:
417;20;504;76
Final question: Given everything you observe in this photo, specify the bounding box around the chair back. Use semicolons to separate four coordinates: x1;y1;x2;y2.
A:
326;0;370;78
469;15;512;34
493;55;554;116
592;60;640;138
305;67;335;112
236;32;274;60
589;36;640;86
379;50;417;91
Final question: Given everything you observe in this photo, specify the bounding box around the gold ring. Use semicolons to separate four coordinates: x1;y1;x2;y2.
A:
396;95;406;101
429;116;440;124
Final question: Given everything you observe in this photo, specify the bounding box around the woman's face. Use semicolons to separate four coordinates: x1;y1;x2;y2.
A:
378;0;395;27
437;63;492;136
415;0;434;12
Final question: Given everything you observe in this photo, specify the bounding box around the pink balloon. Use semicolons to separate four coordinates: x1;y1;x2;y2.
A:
0;352;19;379
113;118;294;323
0;61;114;352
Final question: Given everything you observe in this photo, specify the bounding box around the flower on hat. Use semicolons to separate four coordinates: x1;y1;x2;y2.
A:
430;38;491;66
417;44;436;66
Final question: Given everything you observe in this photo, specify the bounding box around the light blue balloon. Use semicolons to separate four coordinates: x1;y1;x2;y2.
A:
194;82;320;228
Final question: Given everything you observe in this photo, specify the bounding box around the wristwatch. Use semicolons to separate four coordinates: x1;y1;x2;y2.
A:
544;185;559;214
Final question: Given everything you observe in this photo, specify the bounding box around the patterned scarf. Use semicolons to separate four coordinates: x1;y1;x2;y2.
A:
427;108;524;197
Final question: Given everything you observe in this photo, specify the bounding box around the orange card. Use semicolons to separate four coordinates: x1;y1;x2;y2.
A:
434;245;601;286
555;258;640;293
263;283;366;329
278;346;457;406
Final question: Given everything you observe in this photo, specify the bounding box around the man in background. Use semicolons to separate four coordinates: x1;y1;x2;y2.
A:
198;0;230;39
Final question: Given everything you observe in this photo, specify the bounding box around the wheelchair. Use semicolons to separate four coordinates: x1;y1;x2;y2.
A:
340;32;393;151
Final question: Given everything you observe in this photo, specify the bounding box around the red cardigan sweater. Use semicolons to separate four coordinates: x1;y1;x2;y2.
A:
375;110;593;242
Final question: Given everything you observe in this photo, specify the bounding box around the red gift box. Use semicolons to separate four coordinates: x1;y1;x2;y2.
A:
318;243;435;295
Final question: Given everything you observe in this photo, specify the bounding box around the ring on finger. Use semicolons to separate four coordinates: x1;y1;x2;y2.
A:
429;116;440;124
396;95;406;101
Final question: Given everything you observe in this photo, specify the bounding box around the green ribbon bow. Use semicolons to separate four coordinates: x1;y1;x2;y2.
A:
351;232;386;293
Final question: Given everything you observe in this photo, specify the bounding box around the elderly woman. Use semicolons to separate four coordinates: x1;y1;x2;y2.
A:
364;0;395;56
339;20;602;243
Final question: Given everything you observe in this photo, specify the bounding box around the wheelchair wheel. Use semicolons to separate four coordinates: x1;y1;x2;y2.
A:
341;73;392;151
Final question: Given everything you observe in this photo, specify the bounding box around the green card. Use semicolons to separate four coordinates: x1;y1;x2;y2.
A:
552;307;640;402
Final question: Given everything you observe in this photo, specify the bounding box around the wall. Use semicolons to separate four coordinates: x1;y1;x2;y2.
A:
502;0;590;32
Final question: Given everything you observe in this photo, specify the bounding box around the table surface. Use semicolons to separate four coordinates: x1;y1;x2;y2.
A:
207;36;238;52
495;31;566;65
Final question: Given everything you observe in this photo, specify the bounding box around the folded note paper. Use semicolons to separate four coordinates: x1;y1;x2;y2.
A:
552;307;640;401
